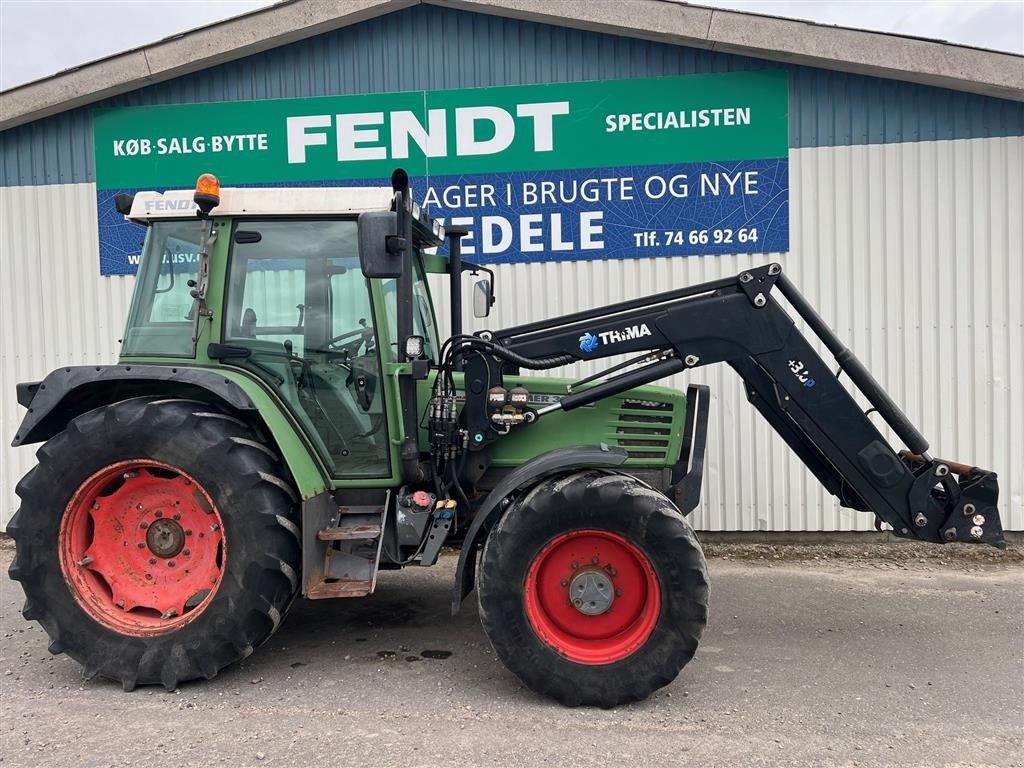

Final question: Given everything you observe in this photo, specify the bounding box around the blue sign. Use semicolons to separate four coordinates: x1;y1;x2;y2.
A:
98;158;787;274
94;71;789;275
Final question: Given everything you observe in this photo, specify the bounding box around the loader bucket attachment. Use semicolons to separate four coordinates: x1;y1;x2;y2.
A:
901;454;1005;549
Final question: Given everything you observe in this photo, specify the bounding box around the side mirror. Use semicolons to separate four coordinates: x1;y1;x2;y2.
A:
473;278;493;318
357;211;404;279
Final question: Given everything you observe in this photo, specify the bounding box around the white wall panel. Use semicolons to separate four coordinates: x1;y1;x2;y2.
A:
0;183;135;528
3;135;1022;531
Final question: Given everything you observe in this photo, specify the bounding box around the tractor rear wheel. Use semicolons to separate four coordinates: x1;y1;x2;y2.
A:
7;397;301;691
477;471;708;707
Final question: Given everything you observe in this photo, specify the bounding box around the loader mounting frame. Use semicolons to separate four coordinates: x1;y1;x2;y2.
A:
457;263;1003;551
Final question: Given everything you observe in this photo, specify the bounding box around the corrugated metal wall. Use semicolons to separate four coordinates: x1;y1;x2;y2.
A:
0;183;136;528
2;4;1023;187
4;136;1021;530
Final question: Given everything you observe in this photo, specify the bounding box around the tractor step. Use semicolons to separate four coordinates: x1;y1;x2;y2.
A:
317;521;382;541
302;498;389;600
306;580;373;599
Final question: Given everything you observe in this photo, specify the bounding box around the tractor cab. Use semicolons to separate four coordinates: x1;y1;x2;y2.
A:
120;176;452;481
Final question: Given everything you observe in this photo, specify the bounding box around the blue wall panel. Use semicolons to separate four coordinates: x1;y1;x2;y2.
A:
2;4;1021;186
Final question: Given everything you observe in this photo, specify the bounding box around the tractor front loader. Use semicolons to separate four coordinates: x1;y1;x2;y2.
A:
8;170;1003;707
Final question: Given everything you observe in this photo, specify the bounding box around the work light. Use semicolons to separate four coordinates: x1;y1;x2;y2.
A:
404;335;425;359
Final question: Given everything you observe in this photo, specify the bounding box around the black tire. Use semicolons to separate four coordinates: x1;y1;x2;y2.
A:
7;397;301;691
477;471;708;708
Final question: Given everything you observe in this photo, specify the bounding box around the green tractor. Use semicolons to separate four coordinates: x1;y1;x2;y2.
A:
8;170;1003;707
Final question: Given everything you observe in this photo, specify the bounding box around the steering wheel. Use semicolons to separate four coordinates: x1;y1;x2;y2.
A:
328;318;373;358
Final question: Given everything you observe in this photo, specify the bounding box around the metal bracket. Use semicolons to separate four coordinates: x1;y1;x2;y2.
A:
899;461;1005;548
941;469;1004;548
668;384;711;515
420;501;456;566
737;263;781;308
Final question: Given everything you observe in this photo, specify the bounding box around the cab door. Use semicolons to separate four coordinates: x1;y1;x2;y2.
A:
222;219;391;479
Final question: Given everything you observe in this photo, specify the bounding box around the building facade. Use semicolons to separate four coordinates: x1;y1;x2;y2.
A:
1;0;1022;531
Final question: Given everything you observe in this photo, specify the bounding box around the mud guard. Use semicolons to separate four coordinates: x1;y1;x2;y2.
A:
12;365;256;447
451;444;628;613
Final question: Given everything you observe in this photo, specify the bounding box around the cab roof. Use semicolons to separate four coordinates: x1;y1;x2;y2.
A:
127;186;395;222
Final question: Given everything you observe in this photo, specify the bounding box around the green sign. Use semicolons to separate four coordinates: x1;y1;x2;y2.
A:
94;70;789;274
94;70;787;187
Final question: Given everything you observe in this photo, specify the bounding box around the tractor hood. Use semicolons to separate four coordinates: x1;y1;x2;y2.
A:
417;372;687;470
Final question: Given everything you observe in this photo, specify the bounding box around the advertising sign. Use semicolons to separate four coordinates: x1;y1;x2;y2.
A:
93;70;789;275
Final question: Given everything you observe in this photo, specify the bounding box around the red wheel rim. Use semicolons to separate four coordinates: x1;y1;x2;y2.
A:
58;460;226;636
524;529;661;665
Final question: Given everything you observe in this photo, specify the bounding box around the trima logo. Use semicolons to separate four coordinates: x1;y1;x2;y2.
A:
579;324;653;353
579;333;600;353
597;324;653;345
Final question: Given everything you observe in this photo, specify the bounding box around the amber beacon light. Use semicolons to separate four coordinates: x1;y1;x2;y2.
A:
193;173;221;216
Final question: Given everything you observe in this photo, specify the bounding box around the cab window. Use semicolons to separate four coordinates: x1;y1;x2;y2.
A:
382;256;440;362
223;219;390;478
122;219;203;357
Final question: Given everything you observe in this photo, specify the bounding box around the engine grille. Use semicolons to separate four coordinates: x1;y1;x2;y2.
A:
610;399;675;461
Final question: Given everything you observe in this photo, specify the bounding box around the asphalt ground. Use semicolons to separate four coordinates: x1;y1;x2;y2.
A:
1;541;1022;768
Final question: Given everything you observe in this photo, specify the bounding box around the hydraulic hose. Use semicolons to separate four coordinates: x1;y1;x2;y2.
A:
453;336;574;370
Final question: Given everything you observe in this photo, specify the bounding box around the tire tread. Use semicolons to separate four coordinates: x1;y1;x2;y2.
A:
8;397;301;691
478;470;708;708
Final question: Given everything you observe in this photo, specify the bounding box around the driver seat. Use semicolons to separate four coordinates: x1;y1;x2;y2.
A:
237;308;258;338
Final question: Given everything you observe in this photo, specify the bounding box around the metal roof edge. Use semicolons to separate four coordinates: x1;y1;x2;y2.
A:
1;0;1021;133
0;0;417;131
433;0;1024;101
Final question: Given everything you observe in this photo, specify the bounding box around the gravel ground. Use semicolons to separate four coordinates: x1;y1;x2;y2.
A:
702;540;1024;566
1;541;1022;768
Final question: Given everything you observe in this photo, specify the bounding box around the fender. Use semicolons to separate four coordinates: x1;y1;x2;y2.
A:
12;363;329;501
12;364;257;447
451;444;628;613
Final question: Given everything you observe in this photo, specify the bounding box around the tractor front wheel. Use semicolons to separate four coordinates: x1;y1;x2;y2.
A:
477;471;708;707
8;398;301;691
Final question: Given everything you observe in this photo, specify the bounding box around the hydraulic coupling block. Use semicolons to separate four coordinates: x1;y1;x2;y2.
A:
487;386;536;429
428;392;464;460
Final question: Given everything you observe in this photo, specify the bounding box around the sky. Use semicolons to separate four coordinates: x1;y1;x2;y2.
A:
0;0;1021;91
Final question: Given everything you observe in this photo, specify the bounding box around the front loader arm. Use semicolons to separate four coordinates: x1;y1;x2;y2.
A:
471;264;1003;549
